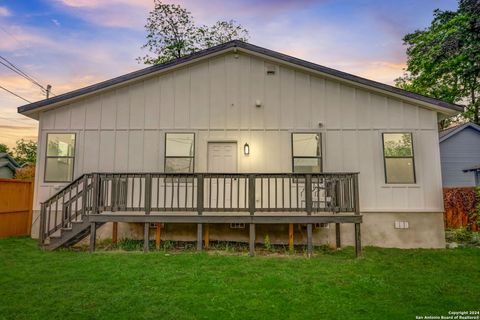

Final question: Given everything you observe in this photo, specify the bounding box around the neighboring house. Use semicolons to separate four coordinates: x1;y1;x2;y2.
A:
439;123;480;187
18;41;463;252
0;153;21;179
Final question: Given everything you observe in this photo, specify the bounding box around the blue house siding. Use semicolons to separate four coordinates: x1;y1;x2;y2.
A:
440;126;480;187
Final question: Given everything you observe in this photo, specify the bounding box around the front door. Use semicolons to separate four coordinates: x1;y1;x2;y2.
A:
207;142;238;209
207;142;237;173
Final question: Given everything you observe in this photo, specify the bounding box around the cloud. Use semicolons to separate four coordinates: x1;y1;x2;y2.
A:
0;74;46;102
0;6;11;17
54;0;152;28
0;125;38;148
58;0;102;7
339;60;406;85
53;0;322;29
0;25;55;51
51;19;61;27
179;0;321;19
57;0;150;8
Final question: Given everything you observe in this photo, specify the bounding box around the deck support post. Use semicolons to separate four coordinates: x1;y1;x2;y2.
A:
249;223;255;256
288;223;294;252
335;223;341;249
306;175;313;257
197;223;203;251
112;222;118;245
204;224;210;249
155;223;161;250
307;223;313;257
89;222;96;253
143;173;152;253
39;203;46;247
354;223;362;257
197;174;204;251
143;223;149;252
248;174;256;257
353;173;361;258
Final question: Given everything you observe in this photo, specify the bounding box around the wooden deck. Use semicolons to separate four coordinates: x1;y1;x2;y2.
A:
39;172;362;256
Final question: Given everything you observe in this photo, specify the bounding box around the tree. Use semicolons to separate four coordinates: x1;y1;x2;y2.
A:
196;20;249;49
0;143;10;154
395;0;480;128
138;1;249;65
13;139;37;165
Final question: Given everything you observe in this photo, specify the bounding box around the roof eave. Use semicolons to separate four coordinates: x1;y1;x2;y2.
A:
18;40;464;118
234;44;464;115
18;42;239;119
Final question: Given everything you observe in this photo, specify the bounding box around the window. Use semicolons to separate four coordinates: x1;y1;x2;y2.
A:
45;133;76;182
382;133;415;184
165;133;195;173
292;133;322;173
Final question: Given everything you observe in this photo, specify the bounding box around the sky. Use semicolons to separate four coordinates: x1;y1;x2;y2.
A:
0;0;459;148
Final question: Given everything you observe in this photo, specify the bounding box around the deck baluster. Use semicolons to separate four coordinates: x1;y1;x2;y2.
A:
39;172;361;257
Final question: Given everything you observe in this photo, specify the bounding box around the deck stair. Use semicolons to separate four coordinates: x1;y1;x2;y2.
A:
39;174;98;250
44;220;98;250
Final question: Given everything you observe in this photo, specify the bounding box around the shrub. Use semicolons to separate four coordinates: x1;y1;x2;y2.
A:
443;187;479;231
15;165;35;181
264;234;272;251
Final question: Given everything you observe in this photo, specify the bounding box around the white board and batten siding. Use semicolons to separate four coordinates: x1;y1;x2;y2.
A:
34;52;443;214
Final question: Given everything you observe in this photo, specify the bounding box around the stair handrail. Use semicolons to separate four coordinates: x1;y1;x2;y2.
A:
41;173;89;206
39;173;93;246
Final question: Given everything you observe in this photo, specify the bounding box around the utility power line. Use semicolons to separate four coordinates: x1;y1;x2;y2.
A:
0;58;46;92
0;55;55;98
0;55;54;96
0;84;32;103
0;27;55;99
0;26;21;45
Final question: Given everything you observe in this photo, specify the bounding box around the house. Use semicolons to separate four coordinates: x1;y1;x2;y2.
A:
0;153;21;179
17;41;463;254
439;122;480;187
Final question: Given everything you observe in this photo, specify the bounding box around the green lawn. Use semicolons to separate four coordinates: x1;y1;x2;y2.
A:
1;238;479;320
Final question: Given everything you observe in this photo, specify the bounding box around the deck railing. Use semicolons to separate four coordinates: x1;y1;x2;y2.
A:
39;172;359;243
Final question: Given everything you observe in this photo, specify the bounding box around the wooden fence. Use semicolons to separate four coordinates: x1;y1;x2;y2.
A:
0;179;34;238
443;187;479;231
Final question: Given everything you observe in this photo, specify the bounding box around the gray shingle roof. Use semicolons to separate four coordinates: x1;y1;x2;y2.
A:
439;122;480;142
0;153;21;168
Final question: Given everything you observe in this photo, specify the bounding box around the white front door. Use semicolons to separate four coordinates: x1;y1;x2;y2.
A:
207;142;237;173
207;142;238;209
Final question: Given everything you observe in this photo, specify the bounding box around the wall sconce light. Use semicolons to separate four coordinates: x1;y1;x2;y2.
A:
244;143;250;155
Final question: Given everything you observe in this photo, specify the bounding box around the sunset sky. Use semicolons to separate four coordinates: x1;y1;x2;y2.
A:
0;0;458;148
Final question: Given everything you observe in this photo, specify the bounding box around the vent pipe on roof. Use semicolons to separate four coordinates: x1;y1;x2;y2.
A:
46;84;52;99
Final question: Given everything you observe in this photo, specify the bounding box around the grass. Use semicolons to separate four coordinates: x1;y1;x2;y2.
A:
1;237;479;320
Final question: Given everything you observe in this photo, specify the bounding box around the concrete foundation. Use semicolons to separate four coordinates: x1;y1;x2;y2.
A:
57;211;446;249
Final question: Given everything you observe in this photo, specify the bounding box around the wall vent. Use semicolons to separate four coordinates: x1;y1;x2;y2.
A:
230;223;246;229
265;64;277;75
394;221;409;229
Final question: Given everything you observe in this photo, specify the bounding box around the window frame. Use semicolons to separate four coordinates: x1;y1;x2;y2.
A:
44;132;76;183
291;132;323;173
382;132;416;184
164;132;195;173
